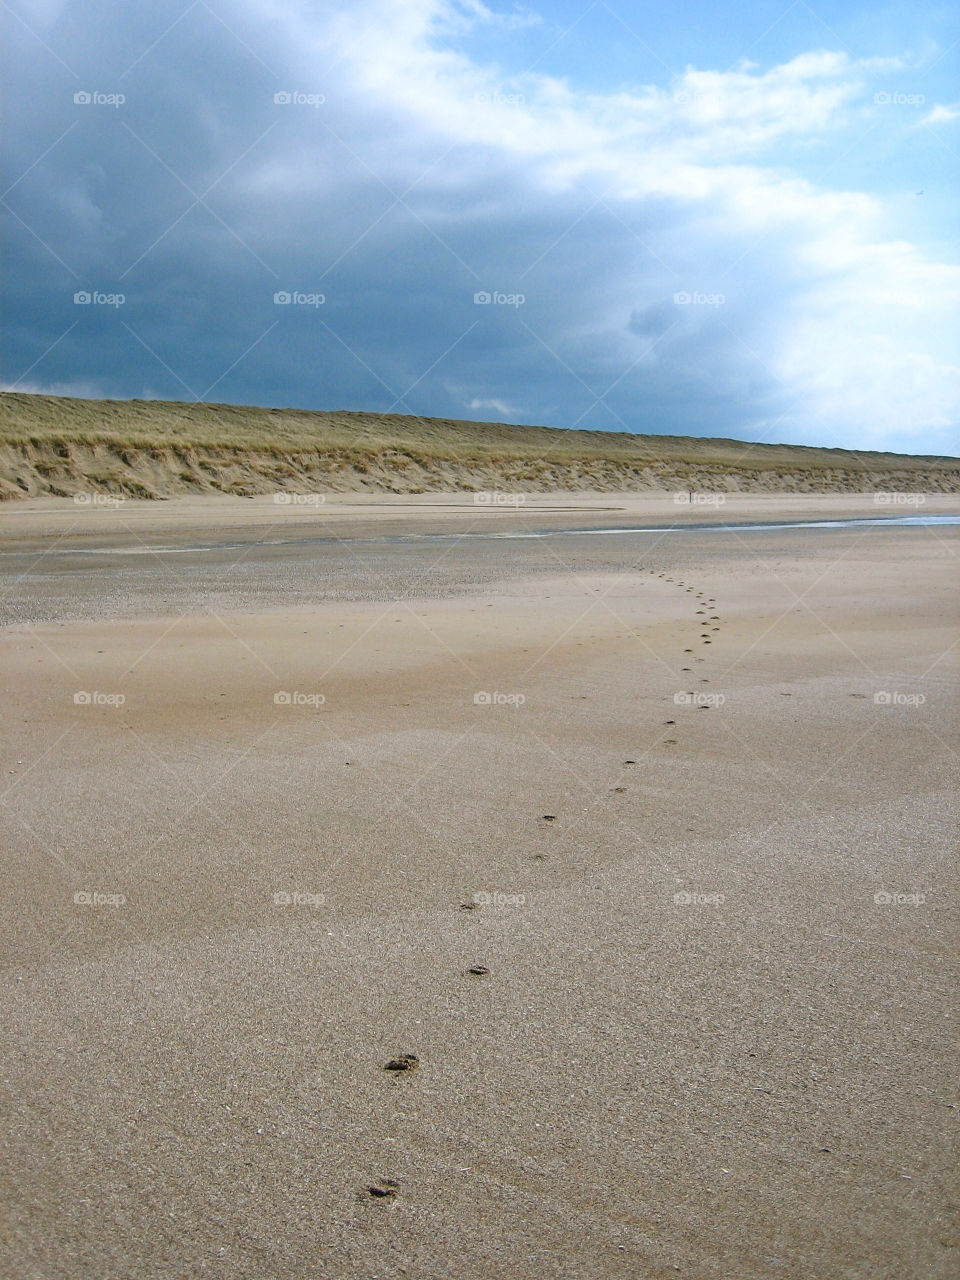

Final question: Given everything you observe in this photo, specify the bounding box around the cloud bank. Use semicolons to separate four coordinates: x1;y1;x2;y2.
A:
3;0;958;454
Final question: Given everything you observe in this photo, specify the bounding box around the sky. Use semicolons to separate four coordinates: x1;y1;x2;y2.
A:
2;0;958;455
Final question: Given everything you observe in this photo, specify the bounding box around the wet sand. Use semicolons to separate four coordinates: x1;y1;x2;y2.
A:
1;495;958;1278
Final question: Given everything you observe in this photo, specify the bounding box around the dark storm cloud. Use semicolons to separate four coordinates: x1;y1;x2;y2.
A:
2;1;956;452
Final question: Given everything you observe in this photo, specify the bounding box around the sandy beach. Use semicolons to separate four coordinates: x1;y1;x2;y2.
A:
2;493;957;1278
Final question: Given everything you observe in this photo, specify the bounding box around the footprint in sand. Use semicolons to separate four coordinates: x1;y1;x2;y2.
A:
384;1053;419;1074
367;1178;399;1199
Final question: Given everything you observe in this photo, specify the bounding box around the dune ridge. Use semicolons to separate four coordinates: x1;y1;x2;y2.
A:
2;392;957;500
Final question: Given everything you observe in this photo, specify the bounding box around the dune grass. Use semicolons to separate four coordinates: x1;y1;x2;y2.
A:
1;392;957;499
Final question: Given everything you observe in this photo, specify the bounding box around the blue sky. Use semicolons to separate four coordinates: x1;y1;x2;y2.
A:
2;0;958;454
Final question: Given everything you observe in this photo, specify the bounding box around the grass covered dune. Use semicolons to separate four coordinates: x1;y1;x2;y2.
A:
2;391;957;500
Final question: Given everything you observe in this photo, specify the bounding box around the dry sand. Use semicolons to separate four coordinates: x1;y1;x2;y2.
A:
1;494;958;1278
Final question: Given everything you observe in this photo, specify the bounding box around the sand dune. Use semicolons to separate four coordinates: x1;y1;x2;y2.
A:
3;392;957;500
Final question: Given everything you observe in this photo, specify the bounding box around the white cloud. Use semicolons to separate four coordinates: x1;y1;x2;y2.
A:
251;0;955;449
920;103;960;126
2;379;107;398
466;396;517;415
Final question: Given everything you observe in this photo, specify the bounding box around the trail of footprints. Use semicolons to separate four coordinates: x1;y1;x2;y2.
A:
648;569;723;750
369;569;724;1202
